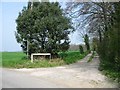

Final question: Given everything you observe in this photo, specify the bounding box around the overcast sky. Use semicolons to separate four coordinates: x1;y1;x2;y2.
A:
0;2;83;52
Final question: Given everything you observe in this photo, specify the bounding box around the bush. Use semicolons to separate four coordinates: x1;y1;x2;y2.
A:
79;45;84;54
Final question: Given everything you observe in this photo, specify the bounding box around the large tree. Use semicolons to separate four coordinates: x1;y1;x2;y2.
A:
66;2;120;82
15;2;73;58
65;2;113;42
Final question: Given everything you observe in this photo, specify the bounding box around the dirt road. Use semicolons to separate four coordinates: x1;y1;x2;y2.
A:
2;53;118;88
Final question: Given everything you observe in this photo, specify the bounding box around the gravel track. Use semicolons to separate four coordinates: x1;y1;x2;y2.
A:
10;53;118;88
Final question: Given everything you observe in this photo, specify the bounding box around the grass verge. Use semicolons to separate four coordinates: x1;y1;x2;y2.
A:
59;51;89;64
87;51;95;63
2;51;88;68
99;60;120;86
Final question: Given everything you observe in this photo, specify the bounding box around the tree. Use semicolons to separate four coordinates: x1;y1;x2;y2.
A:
15;2;73;58
79;45;84;54
66;2;120;82
65;2;113;42
84;34;90;51
92;37;98;51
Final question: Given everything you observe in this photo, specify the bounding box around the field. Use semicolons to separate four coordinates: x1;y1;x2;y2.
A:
2;51;88;68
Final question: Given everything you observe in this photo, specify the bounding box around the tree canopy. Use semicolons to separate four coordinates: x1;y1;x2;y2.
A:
66;2;120;82
15;2;73;58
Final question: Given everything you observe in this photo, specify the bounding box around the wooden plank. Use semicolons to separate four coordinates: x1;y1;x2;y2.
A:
31;53;51;63
32;53;51;55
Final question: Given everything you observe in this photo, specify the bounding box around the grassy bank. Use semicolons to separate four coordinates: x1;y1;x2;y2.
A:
99;60;120;85
59;51;88;64
2;51;88;68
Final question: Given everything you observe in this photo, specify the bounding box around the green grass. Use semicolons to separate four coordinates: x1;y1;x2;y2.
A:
2;52;27;68
59;51;88;64
2;51;88;68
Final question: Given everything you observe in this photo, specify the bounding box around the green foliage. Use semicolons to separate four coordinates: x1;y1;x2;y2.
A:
79;45;84;54
15;2;73;57
97;3;120;83
84;34;90;51
92;38;98;51
98;3;120;70
59;51;67;59
99;59;120;83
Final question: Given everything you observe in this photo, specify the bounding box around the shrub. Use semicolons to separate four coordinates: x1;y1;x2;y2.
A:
79;45;84;54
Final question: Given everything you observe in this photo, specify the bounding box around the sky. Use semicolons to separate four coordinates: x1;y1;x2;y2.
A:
0;1;83;52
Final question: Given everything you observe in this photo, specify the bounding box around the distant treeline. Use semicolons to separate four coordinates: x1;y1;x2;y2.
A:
68;44;87;51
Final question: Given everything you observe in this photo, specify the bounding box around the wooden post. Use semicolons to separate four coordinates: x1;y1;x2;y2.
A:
31;54;33;63
27;40;29;59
